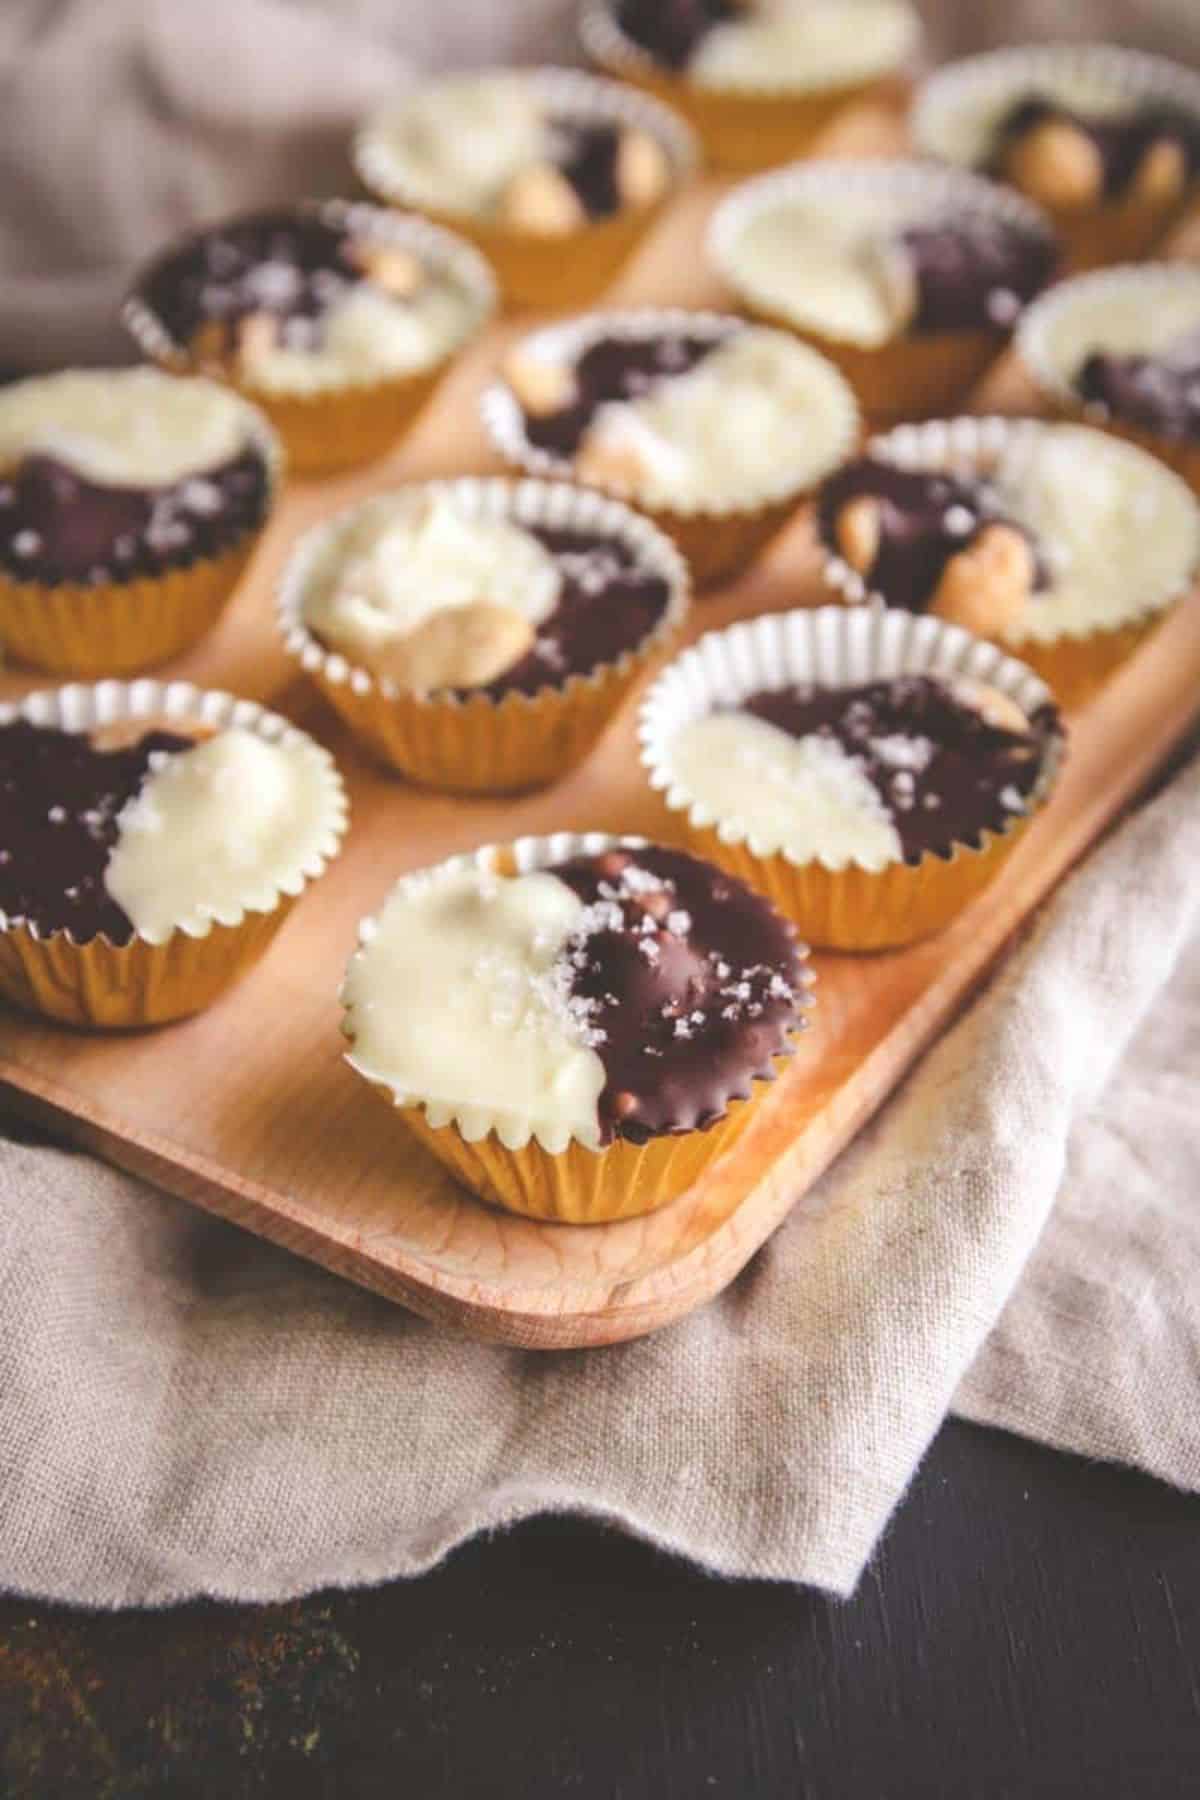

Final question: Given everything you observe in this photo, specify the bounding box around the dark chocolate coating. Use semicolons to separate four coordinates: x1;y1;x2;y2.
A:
1076;334;1200;443
614;0;738;70
900;216;1056;334
547;118;624;218
740;676;1056;863
817;457;1046;613
521;331;725;458
0;448;271;587
136;210;365;354
548;845;803;1145
0;720;192;945
992;96;1200;199
478;527;671;699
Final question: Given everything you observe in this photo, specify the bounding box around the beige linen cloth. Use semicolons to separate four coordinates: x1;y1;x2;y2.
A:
2;750;1198;1605
1;0;1199;1604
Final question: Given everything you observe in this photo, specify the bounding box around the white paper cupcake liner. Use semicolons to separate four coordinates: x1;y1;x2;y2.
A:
123;199;496;400
708;157;1058;345
354;65;697;222
342;829;814;1155
912;42;1200;173
479;307;861;520
820;413;1200;649
639;605;1063;873
1016;262;1200;420
579;0;921;99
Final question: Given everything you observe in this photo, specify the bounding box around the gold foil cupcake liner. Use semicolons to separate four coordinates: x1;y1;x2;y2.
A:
0;680;348;1029
355;68;697;311
278;475;690;792
579;0;918;172
912;44;1200;273
480;307;860;589
709;160;1058;423
341;831;814;1224
1017;264;1200;499
820;413;1200;710
0;376;281;677
123;201;496;477
638;605;1065;951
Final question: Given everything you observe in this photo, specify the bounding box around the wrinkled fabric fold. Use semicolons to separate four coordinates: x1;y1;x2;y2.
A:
1;752;1197;1607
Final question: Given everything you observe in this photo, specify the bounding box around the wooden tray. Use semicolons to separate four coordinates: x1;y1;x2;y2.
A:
2;120;1199;1349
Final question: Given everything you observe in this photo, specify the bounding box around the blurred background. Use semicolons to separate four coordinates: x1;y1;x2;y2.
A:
2;0;1199;370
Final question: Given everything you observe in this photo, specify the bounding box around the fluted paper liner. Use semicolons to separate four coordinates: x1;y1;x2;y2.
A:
341;830;814;1224
579;0;918;172
124;201;496;476
355;68;696;311
819;414;1200;709
480;308;860;589
278;476;689;792
709;159;1058;420
1016;264;1200;494
639;607;1065;950
0;681;348;1029
913;43;1200;272
0;376;281;677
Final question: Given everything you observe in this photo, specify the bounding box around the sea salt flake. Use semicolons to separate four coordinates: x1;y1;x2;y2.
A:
617;865;661;896
942;505;976;538
11;529;41;557
665;909;691;937
246;259;303;309
999;784;1026;813
870;734;933;772
179;477;223;517
986;287;1020;327
534;635;565;667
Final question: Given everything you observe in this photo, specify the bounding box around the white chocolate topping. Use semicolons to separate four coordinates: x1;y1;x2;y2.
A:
691;0;918;92
987;426;1200;644
0;369;252;488
577;329;854;508
667;710;903;870
918;64;1148;170
730;195;914;347
369;76;546;218
1038;278;1200;378
300;494;562;673
104;729;339;944
240;279;477;394
343;865;608;1152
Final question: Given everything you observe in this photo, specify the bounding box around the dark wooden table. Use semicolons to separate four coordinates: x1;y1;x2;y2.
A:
2;1419;1198;1799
